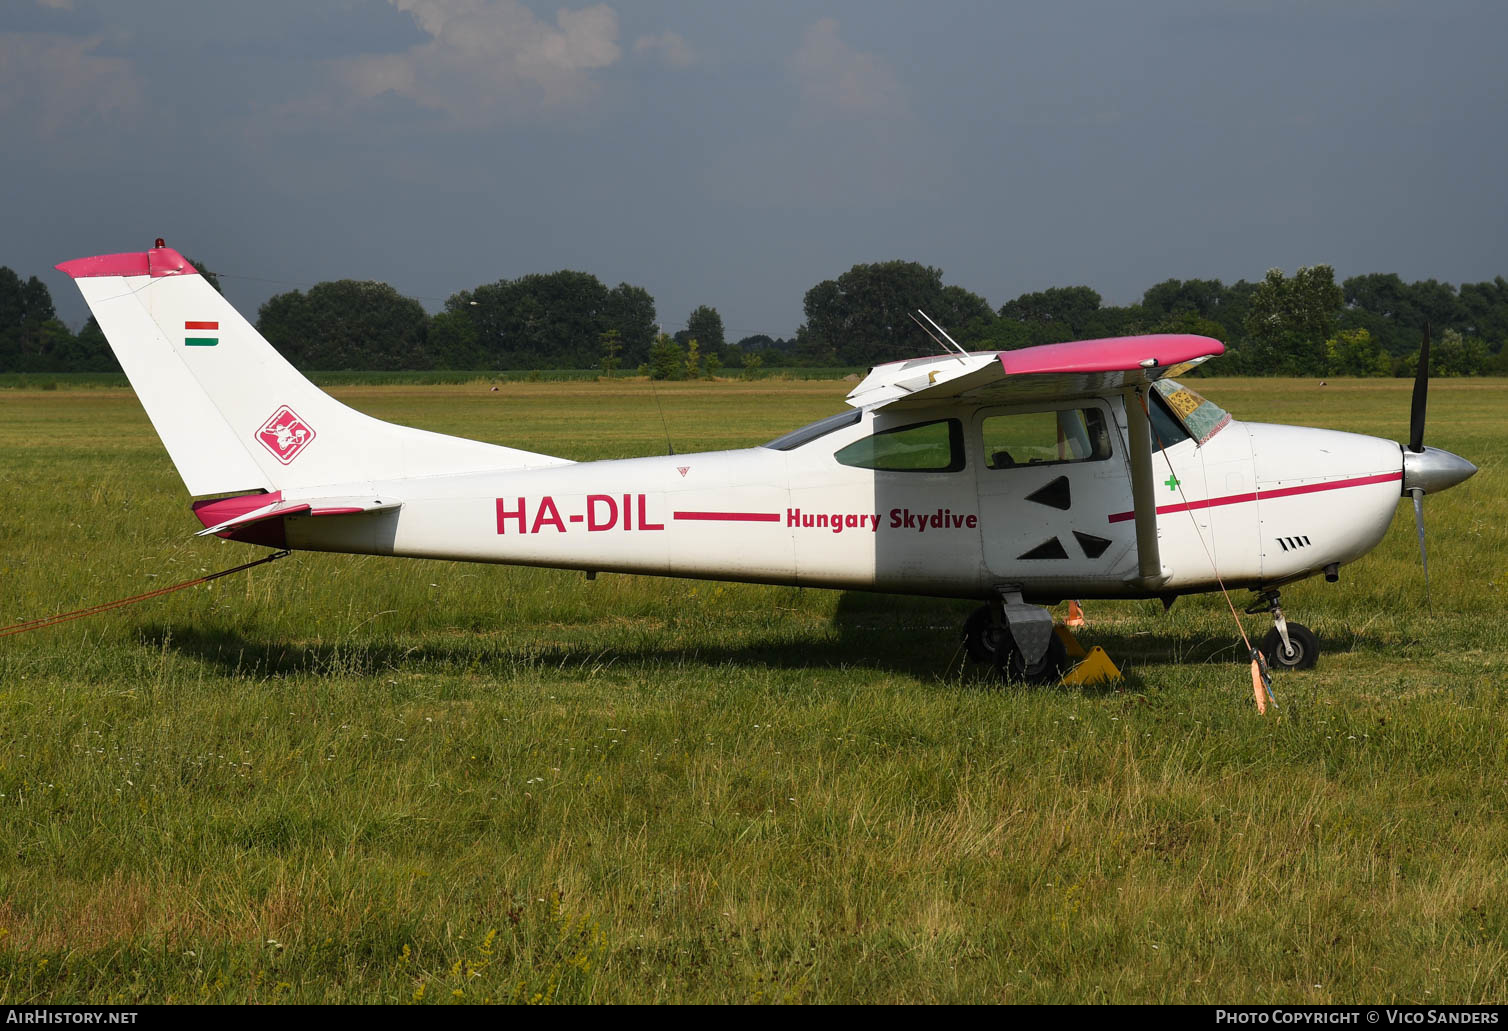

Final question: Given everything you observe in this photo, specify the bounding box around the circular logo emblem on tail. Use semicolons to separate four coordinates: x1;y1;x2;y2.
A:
255;405;316;465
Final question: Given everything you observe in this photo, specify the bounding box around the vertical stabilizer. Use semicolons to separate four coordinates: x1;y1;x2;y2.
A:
57;244;570;496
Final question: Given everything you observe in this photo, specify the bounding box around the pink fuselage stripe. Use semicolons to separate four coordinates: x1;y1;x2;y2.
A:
672;511;782;522
1107;471;1402;524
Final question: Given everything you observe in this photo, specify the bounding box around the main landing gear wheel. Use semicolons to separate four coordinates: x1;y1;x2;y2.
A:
998;631;1067;683
962;604;1066;684
1260;622;1318;671
963;605;1002;663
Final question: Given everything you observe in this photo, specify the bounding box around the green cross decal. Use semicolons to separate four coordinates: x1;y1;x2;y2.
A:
1164;474;1181;492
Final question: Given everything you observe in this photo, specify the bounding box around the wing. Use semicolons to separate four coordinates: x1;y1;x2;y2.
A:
845;334;1225;411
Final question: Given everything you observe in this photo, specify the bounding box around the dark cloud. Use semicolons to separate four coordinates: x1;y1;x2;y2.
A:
5;0;1507;341
24;0;426;59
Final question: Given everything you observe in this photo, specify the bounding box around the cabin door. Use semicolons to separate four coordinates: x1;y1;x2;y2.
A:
974;398;1139;586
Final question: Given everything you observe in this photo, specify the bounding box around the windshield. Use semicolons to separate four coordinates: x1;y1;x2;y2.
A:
1153;379;1230;445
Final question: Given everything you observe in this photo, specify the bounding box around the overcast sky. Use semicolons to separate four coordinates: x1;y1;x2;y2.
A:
5;0;1506;339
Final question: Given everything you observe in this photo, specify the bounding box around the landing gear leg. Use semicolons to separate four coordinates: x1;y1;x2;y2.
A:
1246;590;1319;671
962;591;1065;683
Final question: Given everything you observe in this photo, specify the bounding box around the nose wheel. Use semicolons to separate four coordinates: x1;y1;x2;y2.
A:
1246;590;1319;671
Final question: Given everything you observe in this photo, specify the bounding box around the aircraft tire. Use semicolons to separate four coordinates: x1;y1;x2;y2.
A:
1260;623;1319;671
962;605;1003;663
996;631;1067;684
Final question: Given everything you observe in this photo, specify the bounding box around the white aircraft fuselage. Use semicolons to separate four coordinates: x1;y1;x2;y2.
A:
205;398;1425;603
58;244;1477;675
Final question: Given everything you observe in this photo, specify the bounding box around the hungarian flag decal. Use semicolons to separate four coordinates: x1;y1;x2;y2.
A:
184;320;219;346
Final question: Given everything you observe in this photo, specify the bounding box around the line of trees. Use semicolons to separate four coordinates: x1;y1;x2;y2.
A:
5;258;1508;377
792;261;1508;377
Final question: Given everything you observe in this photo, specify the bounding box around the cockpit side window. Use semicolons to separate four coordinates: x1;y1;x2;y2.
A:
981;407;1113;470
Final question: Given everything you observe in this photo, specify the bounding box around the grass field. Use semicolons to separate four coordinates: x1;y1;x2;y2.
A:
0;376;1504;1004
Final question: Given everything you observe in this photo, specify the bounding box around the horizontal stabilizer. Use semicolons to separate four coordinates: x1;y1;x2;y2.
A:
193;492;401;537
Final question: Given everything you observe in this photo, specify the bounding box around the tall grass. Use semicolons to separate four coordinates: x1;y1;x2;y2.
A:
0;378;1503;1003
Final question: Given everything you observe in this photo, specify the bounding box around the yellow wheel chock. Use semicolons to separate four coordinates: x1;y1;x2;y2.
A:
1054;623;1123;685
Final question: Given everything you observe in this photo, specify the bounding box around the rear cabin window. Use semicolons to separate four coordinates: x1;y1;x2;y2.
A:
762;410;861;451
981;407;1112;470
833;419;965;472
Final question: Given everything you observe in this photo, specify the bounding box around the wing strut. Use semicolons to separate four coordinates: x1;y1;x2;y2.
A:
910;310;970;364
1124;387;1168;589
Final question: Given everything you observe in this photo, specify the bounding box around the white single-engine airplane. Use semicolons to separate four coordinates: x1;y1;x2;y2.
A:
58;243;1478;680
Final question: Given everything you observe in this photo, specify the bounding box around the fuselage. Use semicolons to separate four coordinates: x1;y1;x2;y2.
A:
57;246;1474;614
256;390;1417;603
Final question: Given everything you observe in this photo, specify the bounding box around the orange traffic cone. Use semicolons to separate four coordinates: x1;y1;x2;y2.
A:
1066;600;1086;628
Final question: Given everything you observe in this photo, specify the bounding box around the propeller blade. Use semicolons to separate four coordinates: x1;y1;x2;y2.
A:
1410;487;1430;609
1408;323;1430;453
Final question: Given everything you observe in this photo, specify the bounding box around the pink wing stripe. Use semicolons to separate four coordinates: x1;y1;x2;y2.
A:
998;334;1223;376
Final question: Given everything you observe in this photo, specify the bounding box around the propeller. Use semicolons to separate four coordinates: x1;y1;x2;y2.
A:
1410;484;1430;606
1408;323;1430;455
1398;329;1478;607
1408;324;1430;605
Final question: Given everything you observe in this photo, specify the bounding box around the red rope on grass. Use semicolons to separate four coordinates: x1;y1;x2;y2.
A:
0;550;291;639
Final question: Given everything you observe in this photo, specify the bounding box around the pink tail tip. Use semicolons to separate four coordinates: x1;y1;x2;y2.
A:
55;246;197;280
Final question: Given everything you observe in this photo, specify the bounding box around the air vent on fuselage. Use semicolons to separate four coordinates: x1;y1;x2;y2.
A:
1018;537;1069;560
1073;531;1112;559
1025;476;1071;511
